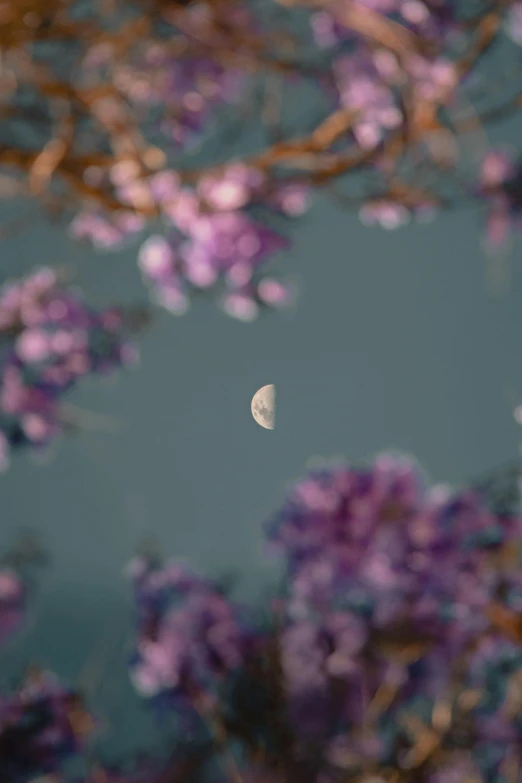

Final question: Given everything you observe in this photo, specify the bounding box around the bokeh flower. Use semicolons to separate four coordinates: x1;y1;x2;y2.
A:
0;268;139;467
0;669;94;781
0;569;25;648
127;556;260;715
262;453;522;767
477;149;522;250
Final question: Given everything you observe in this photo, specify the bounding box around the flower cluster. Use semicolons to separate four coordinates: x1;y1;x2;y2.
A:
0;535;46;650
112;47;245;148
0;669;94;782
263;453;522;776
67;1;314;322
72;164;309;321
313;0;460;46
331;50;404;151
477;149;522;250
122;454;522;783
3;453;522;783
0;268;138;469
0;569;25;649
310;0;462;237
315;0;458;141
127;556;259;712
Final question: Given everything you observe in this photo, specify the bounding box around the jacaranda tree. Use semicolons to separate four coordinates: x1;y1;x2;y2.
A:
2;3;522;782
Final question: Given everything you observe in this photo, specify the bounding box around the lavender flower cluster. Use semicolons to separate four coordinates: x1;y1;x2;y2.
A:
0;268;138;470
127;555;259;708
265;455;522;773
71;163;309;322
3;454;522;781
124;454;522;783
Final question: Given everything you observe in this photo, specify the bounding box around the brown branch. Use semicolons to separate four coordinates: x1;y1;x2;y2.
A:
0;0;516;222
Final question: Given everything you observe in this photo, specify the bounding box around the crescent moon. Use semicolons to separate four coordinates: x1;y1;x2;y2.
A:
251;384;276;430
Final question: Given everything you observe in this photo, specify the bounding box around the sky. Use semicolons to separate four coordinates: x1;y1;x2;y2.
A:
0;156;521;758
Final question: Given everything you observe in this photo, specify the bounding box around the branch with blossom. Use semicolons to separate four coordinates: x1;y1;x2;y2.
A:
2;2;522;465
1;1;522;323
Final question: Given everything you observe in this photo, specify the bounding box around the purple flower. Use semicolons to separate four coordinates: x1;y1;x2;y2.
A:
110;45;245;148
0;269;139;465
360;200;413;229
477;149;522;250
0;569;25;647
70;211;145;249
264;453;522;744
117;454;522;778
0;669;94;781
197;165;265;212
333;51;403;149
128;557;259;707
138;201;293;321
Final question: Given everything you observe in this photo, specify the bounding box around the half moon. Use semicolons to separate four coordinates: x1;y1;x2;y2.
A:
251;384;276;430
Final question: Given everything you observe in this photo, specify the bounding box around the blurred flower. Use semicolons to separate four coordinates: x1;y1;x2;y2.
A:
70;211;145;250
360;199;412;228
332;51;403;150
134;177;298;320
73;161;308;321
0;669;94;781
0;269;138;467
112;51;245;147
0;569;25;648
127;557;260;712
506;2;522;45
263;453;522;754
477;149;522;249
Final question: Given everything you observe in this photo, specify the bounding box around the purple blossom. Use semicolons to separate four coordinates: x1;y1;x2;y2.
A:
197;165;265;212
70;210;145;250
111;44;245;148
73;162;308;321
136;185;296;320
57;0;522;321
117;454;522;780
0;569;25;647
0;269;138;465
404;54;457;102
0;669;94;781
477;149;522;249
311;0;459;50
263;453;522;744
332;51;403;149
127;557;259;707
359;199;414;229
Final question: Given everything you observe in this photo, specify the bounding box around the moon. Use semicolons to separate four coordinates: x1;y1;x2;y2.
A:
251;384;276;430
